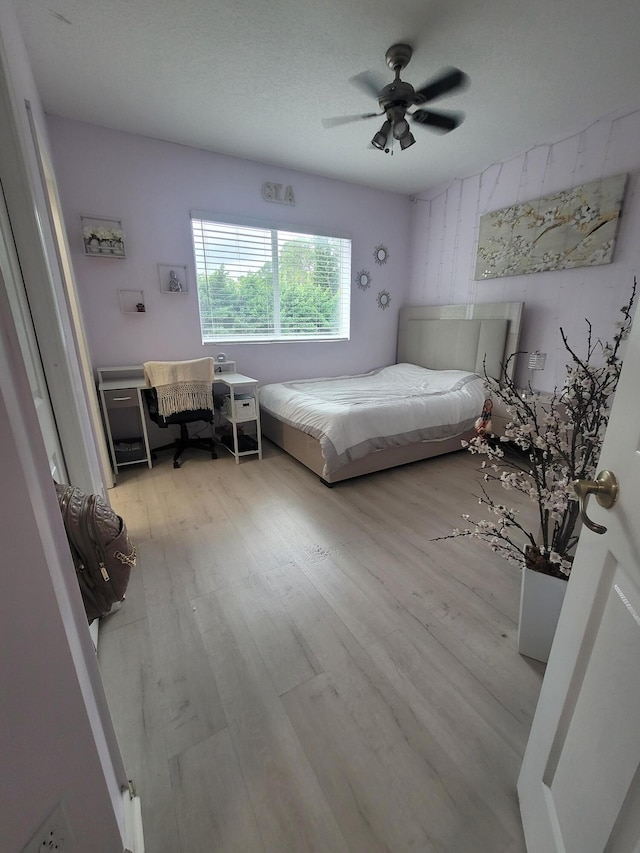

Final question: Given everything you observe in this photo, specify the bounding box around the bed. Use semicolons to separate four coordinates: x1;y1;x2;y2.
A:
259;301;524;484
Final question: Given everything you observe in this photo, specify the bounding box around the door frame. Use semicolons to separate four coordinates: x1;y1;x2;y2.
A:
0;19;134;845
23;97;114;490
0;44;106;496
0;175;68;482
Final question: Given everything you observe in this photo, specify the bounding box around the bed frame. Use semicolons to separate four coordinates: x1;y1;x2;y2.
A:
261;301;524;484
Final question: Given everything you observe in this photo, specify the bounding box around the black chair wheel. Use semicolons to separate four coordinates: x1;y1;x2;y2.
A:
173;460;182;469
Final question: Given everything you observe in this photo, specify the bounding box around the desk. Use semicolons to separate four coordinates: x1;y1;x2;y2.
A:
97;366;152;476
97;363;262;473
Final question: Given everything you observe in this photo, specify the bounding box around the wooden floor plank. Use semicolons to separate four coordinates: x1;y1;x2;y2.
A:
101;447;544;852
97;617;181;853
168;728;265;853
367;628;528;841
179;518;261;600
293;553;397;649
193;585;350;853
139;535;227;759
283;672;437;853
264;560;521;850
230;573;323;696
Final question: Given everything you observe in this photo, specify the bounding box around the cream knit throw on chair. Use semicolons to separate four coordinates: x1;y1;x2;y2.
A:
143;358;215;418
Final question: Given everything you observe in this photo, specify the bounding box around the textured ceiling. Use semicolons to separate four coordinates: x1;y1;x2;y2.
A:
14;0;640;196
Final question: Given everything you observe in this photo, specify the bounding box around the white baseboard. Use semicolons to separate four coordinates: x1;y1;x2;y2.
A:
89;618;99;650
122;789;144;853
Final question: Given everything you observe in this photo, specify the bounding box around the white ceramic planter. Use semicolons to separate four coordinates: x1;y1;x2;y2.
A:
517;566;568;663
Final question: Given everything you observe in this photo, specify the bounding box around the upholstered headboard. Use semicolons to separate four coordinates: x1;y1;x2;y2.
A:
397;302;524;383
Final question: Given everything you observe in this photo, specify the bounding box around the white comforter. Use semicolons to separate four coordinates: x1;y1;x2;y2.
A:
259;363;485;476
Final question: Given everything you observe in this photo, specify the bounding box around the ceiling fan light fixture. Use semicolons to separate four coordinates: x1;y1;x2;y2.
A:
399;132;416;150
372;120;391;150
392;118;410;140
323;45;468;153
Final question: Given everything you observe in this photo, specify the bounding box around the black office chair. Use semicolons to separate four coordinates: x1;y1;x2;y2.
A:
144;387;217;468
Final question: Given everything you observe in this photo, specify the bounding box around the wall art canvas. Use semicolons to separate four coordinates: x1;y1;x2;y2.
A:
475;173;627;280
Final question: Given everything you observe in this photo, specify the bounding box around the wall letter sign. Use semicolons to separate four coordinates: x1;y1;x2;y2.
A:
262;182;296;205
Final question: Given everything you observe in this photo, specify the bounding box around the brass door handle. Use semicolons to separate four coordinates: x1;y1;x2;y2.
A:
572;470;619;535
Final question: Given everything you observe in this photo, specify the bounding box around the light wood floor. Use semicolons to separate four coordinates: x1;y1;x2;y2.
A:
98;441;545;853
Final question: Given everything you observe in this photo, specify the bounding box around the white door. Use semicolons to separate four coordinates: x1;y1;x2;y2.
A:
0;180;67;481
517;301;640;852
23;100;113;490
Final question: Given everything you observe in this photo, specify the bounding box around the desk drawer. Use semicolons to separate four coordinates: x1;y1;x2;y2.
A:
103;388;139;408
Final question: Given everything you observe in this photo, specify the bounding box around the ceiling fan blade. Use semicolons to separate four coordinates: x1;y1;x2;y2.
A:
412;67;468;105
349;70;386;100
321;112;381;128
411;109;464;133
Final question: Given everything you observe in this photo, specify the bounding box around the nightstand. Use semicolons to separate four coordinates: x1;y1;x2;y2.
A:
490;391;556;438
214;372;263;463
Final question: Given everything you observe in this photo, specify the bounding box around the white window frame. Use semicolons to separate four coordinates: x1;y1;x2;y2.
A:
191;211;351;344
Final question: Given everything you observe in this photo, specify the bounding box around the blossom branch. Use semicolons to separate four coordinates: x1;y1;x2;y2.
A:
437;279;636;577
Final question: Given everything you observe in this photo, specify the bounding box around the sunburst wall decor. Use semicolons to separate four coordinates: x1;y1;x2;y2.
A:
356;269;371;290
374;245;389;265
377;290;391;309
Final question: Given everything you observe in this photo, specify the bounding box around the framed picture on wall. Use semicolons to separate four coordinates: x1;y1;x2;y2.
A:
475;173;627;279
158;263;188;293
81;216;126;257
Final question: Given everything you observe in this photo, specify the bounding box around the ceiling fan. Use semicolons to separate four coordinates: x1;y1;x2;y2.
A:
322;43;468;152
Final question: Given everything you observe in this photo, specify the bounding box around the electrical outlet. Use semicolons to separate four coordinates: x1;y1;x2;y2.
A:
21;802;73;853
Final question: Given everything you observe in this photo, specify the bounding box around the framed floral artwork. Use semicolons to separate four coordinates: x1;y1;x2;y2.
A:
81;216;126;257
475;173;627;279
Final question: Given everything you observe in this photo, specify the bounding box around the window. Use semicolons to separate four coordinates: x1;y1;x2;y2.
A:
191;215;351;344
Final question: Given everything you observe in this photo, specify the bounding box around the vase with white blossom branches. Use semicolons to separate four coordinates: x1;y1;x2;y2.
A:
437;280;636;579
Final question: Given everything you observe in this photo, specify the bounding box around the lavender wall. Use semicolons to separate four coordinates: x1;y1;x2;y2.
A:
47;116;411;384
408;107;640;391
48;106;640;396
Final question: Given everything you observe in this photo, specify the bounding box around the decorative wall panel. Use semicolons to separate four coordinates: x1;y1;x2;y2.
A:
475;173;627;280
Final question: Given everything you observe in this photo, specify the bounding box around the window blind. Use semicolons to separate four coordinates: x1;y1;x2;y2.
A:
192;217;351;343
